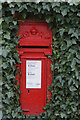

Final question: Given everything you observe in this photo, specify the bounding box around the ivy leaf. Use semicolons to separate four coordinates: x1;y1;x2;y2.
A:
59;28;65;37
7;92;14;98
0;18;4;24
69;48;76;54
75;58;80;64
67;40;72;48
13;53;21;63
13;21;17;25
71;106;77;112
11;8;15;15
71;58;76;70
77;12;80;16
16;3;21;7
4;32;10;40
9;3;14;8
2;50;8;58
76;53;80;59
10;59;14;67
43;4;50;11
46;18;51;23
69;86;77;92
51;64;54;71
61;9;68;16
68;28;74;35
2;63;7;69
52;3;60;8
68;78;73;86
75;81;79;88
23;4;27;9
75;68;79;79
22;13;27;19
55;8;60;13
18;6;24;12
12;111;17;118
38;7;41;12
3;98;9;104
72;39;77;44
5;84;10;89
4;17;13;23
61;42;67;50
7;74;15;80
61;113;67;118
71;32;79;39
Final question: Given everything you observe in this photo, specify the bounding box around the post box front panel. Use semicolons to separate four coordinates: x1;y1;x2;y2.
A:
20;54;47;115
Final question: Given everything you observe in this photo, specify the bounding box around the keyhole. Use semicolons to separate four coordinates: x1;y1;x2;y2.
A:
28;90;30;93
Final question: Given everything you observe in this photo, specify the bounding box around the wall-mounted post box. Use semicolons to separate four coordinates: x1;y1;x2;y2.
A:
17;22;52;115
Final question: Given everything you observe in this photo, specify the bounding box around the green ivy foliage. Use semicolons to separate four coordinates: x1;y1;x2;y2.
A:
2;2;80;120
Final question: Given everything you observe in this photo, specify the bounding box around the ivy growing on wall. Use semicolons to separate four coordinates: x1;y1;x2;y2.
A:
1;2;80;120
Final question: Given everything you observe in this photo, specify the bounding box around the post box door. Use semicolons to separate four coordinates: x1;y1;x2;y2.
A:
20;53;47;115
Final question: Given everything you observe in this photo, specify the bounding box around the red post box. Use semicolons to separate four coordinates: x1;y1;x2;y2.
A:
17;22;52;115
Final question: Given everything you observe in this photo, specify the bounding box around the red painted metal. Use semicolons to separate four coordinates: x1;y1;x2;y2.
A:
17;22;52;115
17;22;52;47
